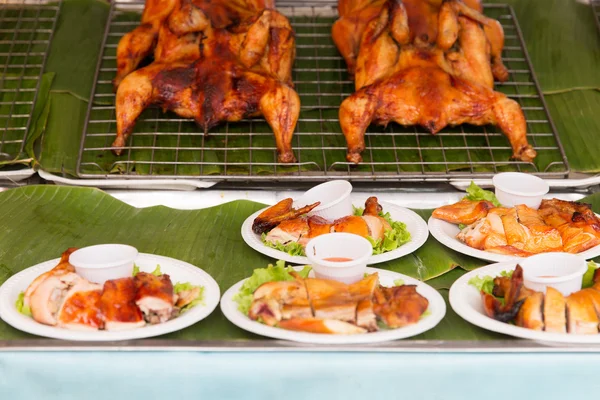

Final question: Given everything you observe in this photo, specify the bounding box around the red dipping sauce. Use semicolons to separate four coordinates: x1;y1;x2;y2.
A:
323;257;353;262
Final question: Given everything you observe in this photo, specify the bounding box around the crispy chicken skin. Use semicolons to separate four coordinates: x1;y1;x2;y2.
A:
29;272;81;326
134;272;176;324
99;278;146;331
333;0;533;164
253;198;320;234
373;285;429;328
24;247;77;309
515;291;544;331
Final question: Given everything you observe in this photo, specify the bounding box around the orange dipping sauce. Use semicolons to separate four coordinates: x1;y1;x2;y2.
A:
323;257;353;262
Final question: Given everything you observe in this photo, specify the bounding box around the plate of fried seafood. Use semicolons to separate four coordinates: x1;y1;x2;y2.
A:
429;195;600;262
450;263;600;343
221;262;445;344
242;196;429;265
0;249;220;341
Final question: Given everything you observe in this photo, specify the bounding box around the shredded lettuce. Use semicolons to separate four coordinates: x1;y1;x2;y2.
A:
468;270;513;295
15;292;31;317
233;260;312;314
463;181;501;207
261;233;305;256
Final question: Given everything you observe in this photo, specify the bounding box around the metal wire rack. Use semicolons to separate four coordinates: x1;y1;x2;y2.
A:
77;1;569;182
593;0;600;33
0;0;60;164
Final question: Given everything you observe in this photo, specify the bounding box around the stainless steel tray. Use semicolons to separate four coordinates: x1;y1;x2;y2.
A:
75;1;568;183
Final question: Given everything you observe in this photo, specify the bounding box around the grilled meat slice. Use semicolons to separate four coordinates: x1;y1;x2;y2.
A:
349;273;379;331
57;280;103;331
278;318;367;334
249;279;311;324
543;287;566;334
134;272;176;324
332;216;370;238
252;198;320;234
305;278;357;323
566;292;599;334
24;248;77;309
373;284;428;328
432;199;494;225
99;278;145;331
29;272;81;326
515;291;544;331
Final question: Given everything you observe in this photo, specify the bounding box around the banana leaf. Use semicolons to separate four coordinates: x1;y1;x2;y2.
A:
2;186;599;342
31;0;600;178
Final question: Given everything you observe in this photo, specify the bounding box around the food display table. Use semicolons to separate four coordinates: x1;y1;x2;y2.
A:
2;0;600;397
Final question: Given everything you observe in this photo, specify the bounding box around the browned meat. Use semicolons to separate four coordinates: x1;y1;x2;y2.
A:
134;272;176;324
99;278;145;331
373;285;429;328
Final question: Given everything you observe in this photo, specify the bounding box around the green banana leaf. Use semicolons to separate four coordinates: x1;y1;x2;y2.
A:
1;186;599;342
28;0;600;177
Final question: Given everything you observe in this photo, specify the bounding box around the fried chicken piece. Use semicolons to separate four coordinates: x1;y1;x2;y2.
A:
515;291;544;331
433;199;495;225
134;272;176;324
566;292;599;334
249;279;311;325
99;278;145;331
373;284;429;328
252;198;320;234
539;199;600;253
305;278;357;322
332;215;371;238
481;265;526;322
457;207;509;250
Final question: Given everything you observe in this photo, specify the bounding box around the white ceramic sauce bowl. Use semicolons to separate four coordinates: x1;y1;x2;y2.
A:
293;180;353;221
69;244;138;285
492;172;549;209
305;233;373;284
520;252;587;296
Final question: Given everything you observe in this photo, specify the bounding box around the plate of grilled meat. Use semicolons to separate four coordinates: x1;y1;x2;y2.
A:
0;249;220;341
450;263;600;343
429;198;600;262
243;196;429;265
221;263;446;344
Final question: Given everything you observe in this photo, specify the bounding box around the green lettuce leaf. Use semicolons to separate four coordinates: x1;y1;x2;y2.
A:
463;181;501;207
15;292;31;317
173;282;205;313
132;264;162;276
132;264;140;276
233;260;312;314
468;270;513;295
583;261;598;289
261;233;305;256
393;278;405;286
367;212;411;255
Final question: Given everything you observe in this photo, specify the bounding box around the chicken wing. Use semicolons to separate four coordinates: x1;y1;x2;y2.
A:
252;198;320;234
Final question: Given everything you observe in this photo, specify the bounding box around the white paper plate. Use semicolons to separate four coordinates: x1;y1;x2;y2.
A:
428;216;600;263
221;267;445;344
450;262;600;343
241;202;429;265
0;253;220;341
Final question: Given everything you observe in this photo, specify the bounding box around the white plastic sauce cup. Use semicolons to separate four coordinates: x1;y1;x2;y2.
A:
520;252;587;296
293;180;353;221
305;233;372;284
492;172;549;209
69;244;138;285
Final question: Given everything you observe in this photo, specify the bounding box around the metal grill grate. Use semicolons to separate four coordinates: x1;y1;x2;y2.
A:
0;0;60;163
593;0;600;33
77;1;569;182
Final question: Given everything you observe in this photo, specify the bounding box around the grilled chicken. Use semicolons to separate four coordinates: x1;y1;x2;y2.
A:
57;280;103;331
113;0;299;163
333;0;534;164
134;272;176;324
432;199;495;225
252;198;320;234
247;272;428;334
24;248;77;310
99;278;146;331
260;197;396;249
435;198;600;256
28;272;81;326
483;265;600;335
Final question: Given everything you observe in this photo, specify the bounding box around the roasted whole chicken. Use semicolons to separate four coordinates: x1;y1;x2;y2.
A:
433;199;600;256
23;249;199;331
113;0;299;163
332;0;536;164
249;272;429;333
483;265;600;334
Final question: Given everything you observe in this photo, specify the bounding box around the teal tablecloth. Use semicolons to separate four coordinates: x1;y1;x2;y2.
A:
1;352;600;398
